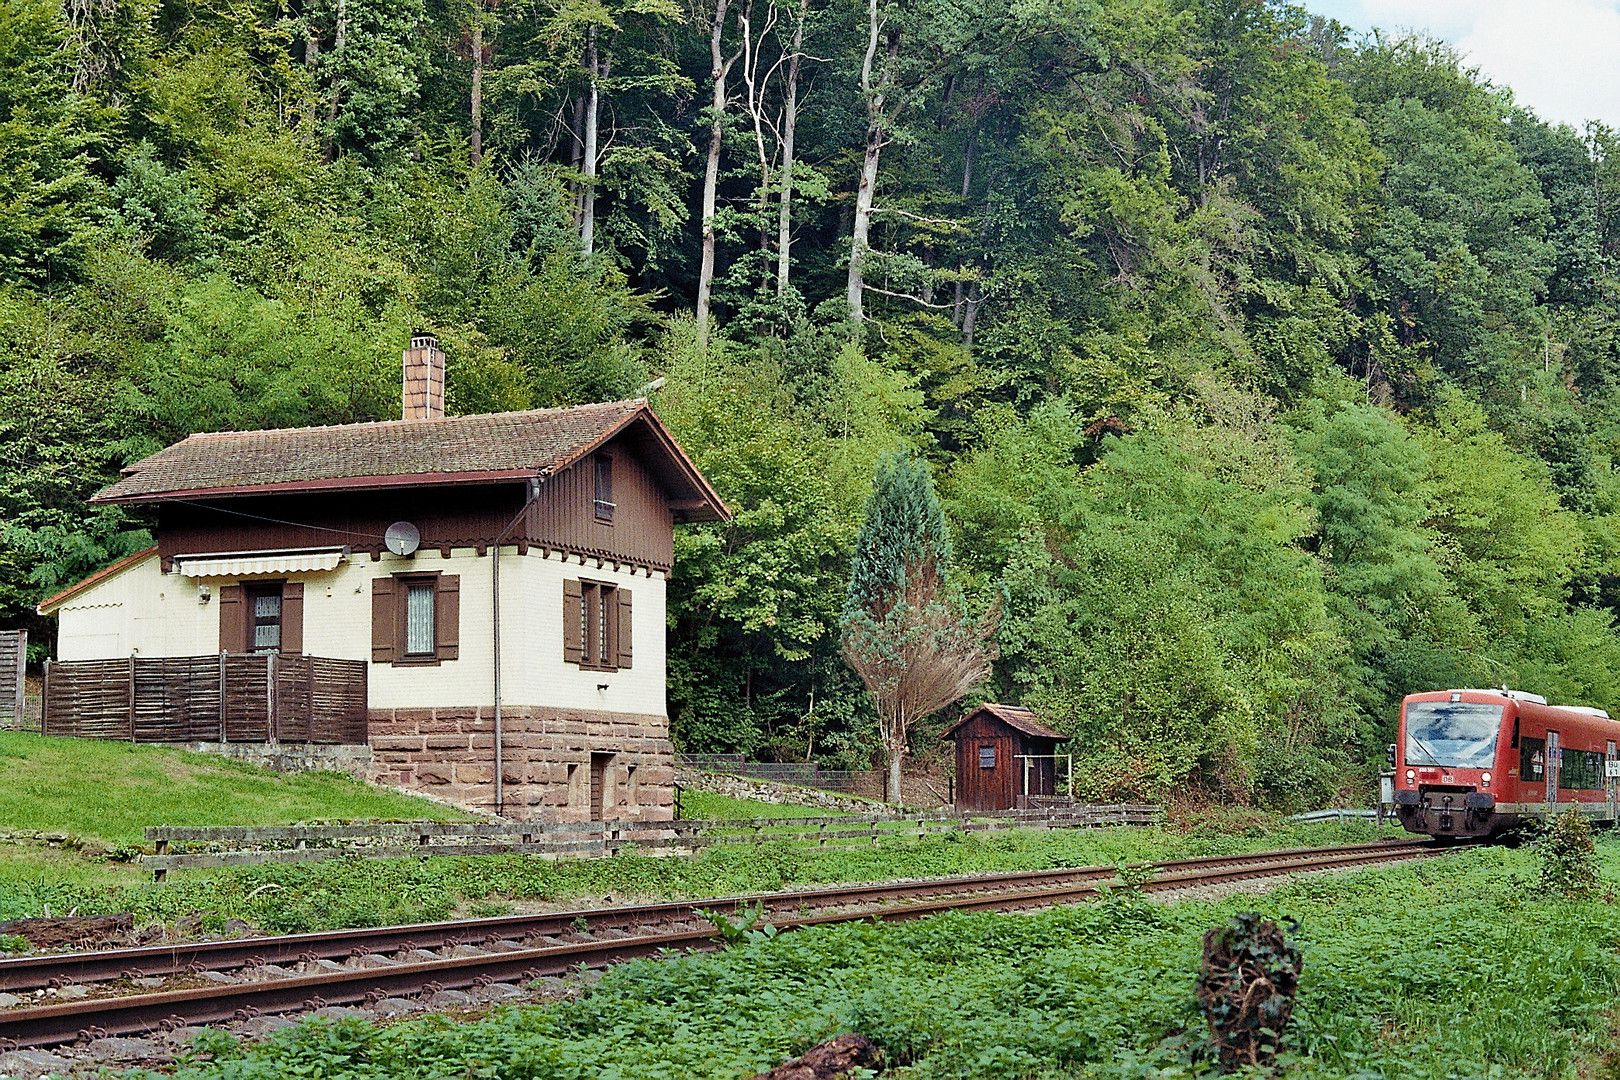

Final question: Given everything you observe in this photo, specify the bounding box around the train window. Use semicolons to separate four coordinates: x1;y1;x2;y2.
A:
1562;749;1606;790
1521;737;1547;783
1405;702;1503;769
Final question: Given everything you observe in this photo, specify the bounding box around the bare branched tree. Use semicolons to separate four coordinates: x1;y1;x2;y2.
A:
840;455;995;805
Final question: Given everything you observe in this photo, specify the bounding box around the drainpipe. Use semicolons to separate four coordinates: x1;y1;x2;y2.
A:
492;476;543;818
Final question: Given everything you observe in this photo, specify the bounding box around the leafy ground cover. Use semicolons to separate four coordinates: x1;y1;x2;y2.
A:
0;733;468;849
0;817;1383;935
137;841;1620;1080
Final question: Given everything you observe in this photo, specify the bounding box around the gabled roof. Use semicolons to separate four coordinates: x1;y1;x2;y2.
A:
36;546;158;615
940;703;1065;741
90;400;729;523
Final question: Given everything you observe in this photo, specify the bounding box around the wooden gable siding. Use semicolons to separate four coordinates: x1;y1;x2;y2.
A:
528;435;674;570
158;485;531;567
156;433;677;571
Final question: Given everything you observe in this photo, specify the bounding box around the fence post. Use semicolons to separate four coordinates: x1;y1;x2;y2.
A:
40;659;49;736
871;819;880;846
306;657;315;743
219;651;228;744
266;653;277;745
127;654;137;742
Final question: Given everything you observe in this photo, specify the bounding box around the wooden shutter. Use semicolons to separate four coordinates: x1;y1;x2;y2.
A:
218;585;246;653
435;574;460;660
563;579;583;664
616;588;633;670
371;578;397;663
281;582;304;655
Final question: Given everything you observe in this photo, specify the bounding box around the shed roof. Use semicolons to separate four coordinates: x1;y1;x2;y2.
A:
90;400;729;522
940;703;1065;741
36;546;158;615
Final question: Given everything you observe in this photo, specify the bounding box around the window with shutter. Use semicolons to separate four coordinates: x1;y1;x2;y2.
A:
565;579;630;671
218;585;247;653
374;572;459;666
371;578;397;663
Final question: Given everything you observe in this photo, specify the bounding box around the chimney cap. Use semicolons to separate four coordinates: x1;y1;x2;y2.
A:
409;331;440;350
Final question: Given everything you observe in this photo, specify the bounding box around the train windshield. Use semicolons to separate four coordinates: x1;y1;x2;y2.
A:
1404;701;1503;769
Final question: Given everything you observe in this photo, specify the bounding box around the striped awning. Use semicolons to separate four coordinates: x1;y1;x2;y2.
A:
174;549;346;577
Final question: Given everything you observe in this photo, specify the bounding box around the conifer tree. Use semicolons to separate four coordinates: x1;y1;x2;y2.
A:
841;454;993;805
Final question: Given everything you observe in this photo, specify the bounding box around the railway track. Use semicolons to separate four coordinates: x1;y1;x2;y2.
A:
0;839;1442;1051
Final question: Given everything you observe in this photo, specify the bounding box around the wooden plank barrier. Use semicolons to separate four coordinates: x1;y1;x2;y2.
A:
0;630;25;729
139;804;1164;880
42;653;366;745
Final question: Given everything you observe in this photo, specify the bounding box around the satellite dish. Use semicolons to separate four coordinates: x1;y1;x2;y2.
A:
385;521;421;557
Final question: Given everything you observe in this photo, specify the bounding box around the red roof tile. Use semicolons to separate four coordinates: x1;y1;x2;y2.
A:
91;400;728;522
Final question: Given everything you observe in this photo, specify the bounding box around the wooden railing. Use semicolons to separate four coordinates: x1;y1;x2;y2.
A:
137;804;1165;880
42;653;367;745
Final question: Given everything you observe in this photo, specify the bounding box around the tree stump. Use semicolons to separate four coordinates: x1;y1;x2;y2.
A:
1194;912;1302;1071
750;1034;880;1080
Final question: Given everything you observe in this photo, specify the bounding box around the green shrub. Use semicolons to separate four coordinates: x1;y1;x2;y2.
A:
1536;808;1599;899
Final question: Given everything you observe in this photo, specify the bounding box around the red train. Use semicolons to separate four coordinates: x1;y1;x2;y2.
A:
1392;688;1620;839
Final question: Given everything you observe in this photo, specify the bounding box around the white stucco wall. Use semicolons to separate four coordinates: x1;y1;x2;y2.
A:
49;547;669;718
502;549;668;717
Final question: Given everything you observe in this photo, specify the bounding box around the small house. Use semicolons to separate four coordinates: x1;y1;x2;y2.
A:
36;334;729;823
942;703;1068;811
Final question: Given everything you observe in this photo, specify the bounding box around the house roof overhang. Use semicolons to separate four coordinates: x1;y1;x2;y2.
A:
89;401;731;523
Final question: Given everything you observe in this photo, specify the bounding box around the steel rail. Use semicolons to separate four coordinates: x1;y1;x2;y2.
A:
0;840;1421;992
0;841;1440;1049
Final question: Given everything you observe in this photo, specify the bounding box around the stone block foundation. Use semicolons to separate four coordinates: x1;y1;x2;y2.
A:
368;706;674;822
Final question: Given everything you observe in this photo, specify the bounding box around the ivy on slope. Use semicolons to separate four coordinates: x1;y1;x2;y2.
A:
149;845;1620;1080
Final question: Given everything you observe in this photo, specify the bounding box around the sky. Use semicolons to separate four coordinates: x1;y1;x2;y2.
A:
1304;0;1620;130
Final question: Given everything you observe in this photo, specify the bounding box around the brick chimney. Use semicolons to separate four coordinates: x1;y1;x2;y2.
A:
402;332;446;421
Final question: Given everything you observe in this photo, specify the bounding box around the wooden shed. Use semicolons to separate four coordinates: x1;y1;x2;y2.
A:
942;703;1068;811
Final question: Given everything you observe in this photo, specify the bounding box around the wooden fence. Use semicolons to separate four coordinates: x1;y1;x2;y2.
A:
138;804;1164;880
0;631;23;729
43;653;367;745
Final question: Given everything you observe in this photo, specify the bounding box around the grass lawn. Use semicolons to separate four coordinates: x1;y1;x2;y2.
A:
677;787;861;820
0;732;470;849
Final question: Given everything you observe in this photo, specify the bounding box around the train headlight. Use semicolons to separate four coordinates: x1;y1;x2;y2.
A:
1406;769;1415;781
1481;772;1491;788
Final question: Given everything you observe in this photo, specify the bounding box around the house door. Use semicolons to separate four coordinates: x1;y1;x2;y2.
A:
590;752;613;821
245;584;284;654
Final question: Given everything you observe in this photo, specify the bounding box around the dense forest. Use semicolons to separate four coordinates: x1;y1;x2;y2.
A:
5;0;1620;806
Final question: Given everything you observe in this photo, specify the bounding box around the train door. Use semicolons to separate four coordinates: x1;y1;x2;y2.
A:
1546;730;1561;805
1608;740;1617;821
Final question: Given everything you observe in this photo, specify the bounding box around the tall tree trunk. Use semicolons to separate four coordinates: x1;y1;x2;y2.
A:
885;713;906;806
961;280;981;348
323;0;347;160
775;0;806;299
847;0;893;323
696;0;735;345
581;25;600;255
952;138;974;326
469;4;484;167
